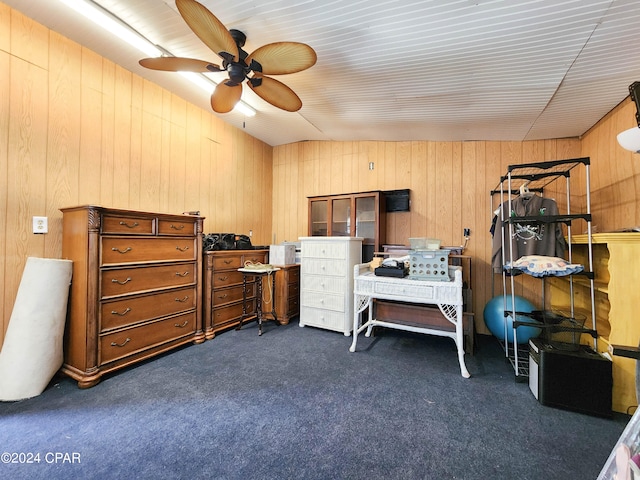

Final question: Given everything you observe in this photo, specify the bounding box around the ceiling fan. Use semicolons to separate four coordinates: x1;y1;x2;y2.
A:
139;0;317;114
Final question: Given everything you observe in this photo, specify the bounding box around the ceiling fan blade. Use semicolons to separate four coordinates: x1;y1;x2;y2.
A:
248;75;302;112
247;42;317;75
176;0;239;62
139;57;223;73
211;83;243;113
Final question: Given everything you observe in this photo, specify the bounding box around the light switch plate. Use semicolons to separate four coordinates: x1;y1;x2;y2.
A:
33;216;48;234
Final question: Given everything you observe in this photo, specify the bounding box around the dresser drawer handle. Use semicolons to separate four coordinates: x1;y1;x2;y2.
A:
170;224;185;230
175;271;190;277
111;277;132;285
217;293;229;299
223;259;234;264
112;247;132;254
110;338;130;347
218;275;229;281
111;307;131;316
175;296;189;303
176;246;190;252
174;320;189;328
119;221;139;228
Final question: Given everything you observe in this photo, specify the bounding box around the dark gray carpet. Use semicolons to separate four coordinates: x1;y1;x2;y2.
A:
0;321;629;480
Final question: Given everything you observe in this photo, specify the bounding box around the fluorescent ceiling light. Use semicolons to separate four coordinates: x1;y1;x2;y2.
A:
59;0;257;117
59;0;162;57
233;101;257;117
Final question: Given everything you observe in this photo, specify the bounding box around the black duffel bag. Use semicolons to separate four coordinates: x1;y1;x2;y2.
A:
203;233;236;251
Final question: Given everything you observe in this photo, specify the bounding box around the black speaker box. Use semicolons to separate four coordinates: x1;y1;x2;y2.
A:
529;338;612;417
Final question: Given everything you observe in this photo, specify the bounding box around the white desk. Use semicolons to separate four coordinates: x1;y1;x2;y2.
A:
349;264;470;378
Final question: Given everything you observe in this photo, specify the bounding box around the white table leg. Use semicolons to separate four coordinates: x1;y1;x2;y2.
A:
350;294;370;352
455;305;471;378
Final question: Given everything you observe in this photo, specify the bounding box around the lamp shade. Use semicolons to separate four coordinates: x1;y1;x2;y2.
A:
617;127;640;153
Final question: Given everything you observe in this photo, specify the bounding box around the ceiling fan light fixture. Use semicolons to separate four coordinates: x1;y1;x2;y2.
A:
617;81;640;153
617;127;640;153
180;72;256;117
59;0;162;57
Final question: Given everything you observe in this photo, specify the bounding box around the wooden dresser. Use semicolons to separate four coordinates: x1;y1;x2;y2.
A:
299;236;363;335
203;249;268;339
262;264;300;325
60;206;204;388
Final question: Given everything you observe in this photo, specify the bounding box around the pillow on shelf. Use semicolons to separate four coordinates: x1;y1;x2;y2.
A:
504;255;584;277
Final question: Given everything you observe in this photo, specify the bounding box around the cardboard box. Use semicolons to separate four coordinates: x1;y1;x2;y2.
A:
269;244;296;265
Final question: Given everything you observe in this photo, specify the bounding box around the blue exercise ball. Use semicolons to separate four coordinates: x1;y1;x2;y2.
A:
483;295;541;344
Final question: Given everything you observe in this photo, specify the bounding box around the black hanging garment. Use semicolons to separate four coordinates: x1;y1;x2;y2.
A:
491;195;567;273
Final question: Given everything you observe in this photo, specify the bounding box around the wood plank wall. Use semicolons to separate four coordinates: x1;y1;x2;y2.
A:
273;139;585;334
0;5;273;347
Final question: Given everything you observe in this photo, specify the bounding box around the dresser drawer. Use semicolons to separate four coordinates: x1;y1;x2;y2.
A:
302;241;346;259
102;237;197;265
243;251;268;265
212;270;247;289
100;311;196;364
212;254;243;270
101;263;196;298
212;301;255;327
288;281;300;297
286;297;300;315
102;215;154;235
301;290;345;312
157;219;198;236
101;286;197;331
300;274;346;295
211;284;255;307
300;306;348;330
287;267;300;284
301;258;348;277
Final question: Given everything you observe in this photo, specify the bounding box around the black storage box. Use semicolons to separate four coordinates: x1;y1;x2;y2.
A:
529;338;612;417
374;266;408;278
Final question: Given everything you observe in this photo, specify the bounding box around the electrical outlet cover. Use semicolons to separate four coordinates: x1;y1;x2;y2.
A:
33;216;48;234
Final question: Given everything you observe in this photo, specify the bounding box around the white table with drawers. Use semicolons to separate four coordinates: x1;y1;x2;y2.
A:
350;263;470;378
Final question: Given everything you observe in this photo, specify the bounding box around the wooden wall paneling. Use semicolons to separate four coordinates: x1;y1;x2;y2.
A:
168;95;187;213
127;74;143;211
484;141;503;299
435;141;455;244
362;141;378;192
198;113;211;224
112;66;133;210
409;141;428;237
425;141;438;238
286;143;301;243
184;103;202;214
78;48;103;205
139;78;164;212
11;8;48;69
204;117;220;232
301;142;315;236
0;49;9;336
465;141;488;333
329;141;344;195
140;109;163;212
47;32;81;258
7;57;48;320
156;90;171;213
100;60;116;209
0;3;9;52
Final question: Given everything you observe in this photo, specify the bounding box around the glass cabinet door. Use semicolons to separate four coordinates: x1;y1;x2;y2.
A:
310;200;328;236
331;198;351;236
355;196;375;243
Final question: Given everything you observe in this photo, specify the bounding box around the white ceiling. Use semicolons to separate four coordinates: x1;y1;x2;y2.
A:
5;0;640;147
